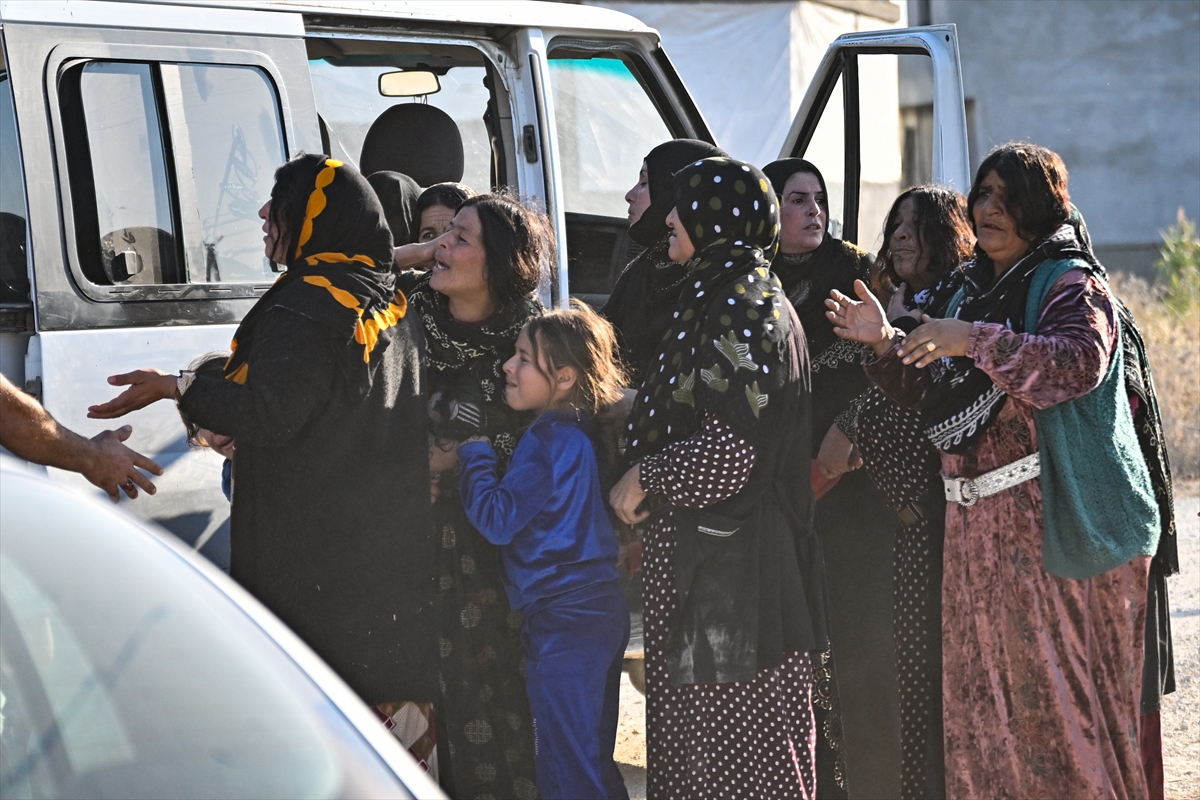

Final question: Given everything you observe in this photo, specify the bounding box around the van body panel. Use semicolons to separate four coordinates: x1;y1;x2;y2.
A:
0;0;305;36
156;0;656;36
34;324;238;548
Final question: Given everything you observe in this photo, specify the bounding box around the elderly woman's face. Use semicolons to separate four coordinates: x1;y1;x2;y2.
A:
431;205;490;303
889;197;937;290
418;204;456;243
778;172;827;254
258;199;288;263
625;161;652;226
665;206;695;263
973;170;1028;273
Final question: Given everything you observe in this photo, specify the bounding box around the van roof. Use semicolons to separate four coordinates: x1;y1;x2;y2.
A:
0;0;658;37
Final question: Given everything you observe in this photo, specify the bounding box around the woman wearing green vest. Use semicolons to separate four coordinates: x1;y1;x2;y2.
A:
824;142;1159;799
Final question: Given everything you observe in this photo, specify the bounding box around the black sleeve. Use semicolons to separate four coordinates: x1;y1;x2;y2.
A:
179;309;338;448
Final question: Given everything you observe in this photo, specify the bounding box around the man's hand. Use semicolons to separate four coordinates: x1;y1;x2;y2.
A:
82;426;163;502
1;374;161;502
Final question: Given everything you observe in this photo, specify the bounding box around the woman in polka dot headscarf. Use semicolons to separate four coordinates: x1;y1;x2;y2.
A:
609;157;829;799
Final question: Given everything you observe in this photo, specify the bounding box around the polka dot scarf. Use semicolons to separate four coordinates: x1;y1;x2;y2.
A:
626;157;790;464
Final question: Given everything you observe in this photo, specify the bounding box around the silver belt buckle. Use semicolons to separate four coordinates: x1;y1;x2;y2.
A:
942;475;979;506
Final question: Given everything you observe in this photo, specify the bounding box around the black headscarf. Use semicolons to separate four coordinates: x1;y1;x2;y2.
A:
762;158;871;364
225;155;404;397
414;182;474;230
626;156;783;463
628;139;727;248
367;170;421;244
762;157;826;200
603;140;726;386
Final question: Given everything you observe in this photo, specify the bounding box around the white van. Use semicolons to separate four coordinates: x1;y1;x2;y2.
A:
0;0;969;562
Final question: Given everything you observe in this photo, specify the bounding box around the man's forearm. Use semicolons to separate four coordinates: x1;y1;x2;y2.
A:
0;376;98;473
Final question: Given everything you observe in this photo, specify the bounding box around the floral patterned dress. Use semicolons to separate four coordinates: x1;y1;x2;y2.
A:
400;272;542;800
866;268;1150;800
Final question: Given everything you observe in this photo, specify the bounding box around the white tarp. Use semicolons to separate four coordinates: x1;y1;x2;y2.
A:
587;0;904;249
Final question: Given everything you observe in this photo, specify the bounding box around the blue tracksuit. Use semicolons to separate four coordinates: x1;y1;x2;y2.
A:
460;409;630;800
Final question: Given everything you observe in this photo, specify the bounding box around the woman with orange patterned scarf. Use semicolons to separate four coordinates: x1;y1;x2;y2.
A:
88;154;439;743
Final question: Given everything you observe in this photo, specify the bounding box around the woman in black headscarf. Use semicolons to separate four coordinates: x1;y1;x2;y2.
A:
601;139;726;387
367;169;422;245
761;158;900;798
89;155;438;718
609;157;827;799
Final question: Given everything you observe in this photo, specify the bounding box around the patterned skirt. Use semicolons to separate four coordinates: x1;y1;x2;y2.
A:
642;508;817;799
434;488;539;800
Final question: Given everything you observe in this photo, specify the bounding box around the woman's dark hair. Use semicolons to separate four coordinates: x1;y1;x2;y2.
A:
524;299;627;415
872;185;974;295
967;142;1071;244
266;154;324;266
416;182;475;221
178;351;231;446
460;192;554;314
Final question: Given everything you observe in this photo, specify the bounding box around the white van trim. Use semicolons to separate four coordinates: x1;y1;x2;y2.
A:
0;0;304;36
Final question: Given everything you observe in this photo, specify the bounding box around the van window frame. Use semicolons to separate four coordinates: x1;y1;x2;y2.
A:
0;36;35;325
45;42;292;304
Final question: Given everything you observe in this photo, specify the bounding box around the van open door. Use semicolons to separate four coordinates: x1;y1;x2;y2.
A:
780;24;970;253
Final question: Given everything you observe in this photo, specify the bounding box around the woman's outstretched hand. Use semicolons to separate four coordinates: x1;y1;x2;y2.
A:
610;464;649;526
88;370;179;419
896;315;973;368
826;279;895;357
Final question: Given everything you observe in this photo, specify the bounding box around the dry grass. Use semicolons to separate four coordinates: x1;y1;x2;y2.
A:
1110;273;1200;479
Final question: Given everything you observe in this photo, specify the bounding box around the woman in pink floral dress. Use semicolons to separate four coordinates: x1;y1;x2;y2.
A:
826;142;1161;799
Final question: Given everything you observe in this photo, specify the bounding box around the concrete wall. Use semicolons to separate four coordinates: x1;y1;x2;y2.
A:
911;0;1200;276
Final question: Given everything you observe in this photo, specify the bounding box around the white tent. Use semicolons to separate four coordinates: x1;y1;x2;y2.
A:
585;1;906;249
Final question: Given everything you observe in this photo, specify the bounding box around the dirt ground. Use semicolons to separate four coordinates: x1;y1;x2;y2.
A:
615;492;1200;800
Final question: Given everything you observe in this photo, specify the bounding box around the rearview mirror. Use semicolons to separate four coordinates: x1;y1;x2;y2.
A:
378;71;440;97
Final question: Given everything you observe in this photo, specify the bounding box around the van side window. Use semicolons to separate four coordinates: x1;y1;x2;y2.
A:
0;72;31;304
548;56;673;219
59;61;286;288
165;65;287;283
545;53;675;303
77;62;180;285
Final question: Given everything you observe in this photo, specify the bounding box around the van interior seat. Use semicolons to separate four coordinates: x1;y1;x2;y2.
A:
359;104;465;187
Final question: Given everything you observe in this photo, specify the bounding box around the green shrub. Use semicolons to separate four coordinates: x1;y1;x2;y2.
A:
1156;207;1200;315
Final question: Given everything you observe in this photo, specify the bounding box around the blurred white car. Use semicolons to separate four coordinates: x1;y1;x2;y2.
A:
0;461;445;800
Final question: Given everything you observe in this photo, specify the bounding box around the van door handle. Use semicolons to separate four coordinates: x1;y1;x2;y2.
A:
522;124;539;164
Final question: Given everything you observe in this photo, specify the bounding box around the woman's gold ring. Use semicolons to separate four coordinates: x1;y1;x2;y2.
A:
926;341;937;352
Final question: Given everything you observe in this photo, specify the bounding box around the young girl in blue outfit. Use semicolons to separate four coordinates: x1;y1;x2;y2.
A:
457;302;631;800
